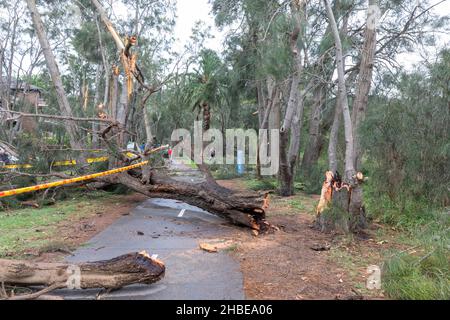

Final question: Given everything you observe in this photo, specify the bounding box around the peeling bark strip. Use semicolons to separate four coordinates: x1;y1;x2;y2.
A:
0;252;165;297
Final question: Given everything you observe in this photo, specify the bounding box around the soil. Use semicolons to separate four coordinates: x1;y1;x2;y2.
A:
217;179;400;300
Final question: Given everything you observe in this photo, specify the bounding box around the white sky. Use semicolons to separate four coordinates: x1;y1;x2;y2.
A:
173;0;450;68
174;0;225;52
3;0;449;76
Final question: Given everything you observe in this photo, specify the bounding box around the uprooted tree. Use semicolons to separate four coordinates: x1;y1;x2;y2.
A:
24;0;272;232
88;0;271;232
0;0;272;300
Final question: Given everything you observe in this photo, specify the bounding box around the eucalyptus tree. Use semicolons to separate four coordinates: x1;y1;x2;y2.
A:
25;0;84;159
212;0;309;195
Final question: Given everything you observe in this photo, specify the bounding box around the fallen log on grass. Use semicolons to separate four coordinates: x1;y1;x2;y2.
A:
0;251;165;300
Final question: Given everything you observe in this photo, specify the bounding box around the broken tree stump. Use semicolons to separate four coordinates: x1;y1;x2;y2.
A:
314;171;367;233
0;251;165;299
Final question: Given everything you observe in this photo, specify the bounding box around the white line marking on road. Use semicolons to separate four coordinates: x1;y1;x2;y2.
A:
151;254;158;259
178;209;186;217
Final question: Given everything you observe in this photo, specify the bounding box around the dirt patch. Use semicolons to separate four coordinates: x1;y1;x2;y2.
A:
217;179;395;300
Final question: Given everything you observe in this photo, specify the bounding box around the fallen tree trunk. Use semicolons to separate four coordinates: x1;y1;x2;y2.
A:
107;170;271;232
0;251;165;299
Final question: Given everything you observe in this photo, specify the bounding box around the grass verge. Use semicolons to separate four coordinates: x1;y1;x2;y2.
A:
0;190;120;259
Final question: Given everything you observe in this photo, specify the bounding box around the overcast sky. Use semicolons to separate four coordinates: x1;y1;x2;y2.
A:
173;0;450;67
174;0;225;52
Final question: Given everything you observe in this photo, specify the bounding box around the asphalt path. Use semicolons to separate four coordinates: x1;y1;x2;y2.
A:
57;161;245;300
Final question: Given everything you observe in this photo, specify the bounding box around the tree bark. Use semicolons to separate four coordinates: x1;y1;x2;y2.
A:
324;0;355;182
4;11;19;113
110;67;119;120
106;170;270;232
301;83;325;174
116;81;129;147
256;77;278;179
279;0;305;196
25;0;83;156
322;0;367;233
351;0;378;171
0;252;165;297
92;65;103;149
328;95;341;174
202;102;211;131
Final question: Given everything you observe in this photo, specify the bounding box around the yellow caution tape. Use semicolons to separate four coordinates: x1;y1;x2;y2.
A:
2;164;33;169
1;153;136;169
0;161;148;199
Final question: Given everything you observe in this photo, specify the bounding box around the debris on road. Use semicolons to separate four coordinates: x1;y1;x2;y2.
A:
199;239;235;253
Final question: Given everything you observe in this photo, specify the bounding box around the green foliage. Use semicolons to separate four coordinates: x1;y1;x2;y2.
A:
211;165;242;180
383;228;450;300
364;186;445;229
72;21;107;63
301;158;329;194
362;50;450;219
181;49;227;113
245;178;278;191
288;199;305;211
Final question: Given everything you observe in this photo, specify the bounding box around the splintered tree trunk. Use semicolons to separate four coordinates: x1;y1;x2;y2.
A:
108;170;270;232
319;0;367;234
0;252;165;298
314;171;367;234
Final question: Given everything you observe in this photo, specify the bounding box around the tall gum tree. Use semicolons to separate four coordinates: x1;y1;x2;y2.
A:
320;0;368;233
25;0;85;163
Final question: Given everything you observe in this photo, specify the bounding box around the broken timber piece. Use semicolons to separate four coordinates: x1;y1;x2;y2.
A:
199;243;218;253
0;251;165;299
199;240;235;253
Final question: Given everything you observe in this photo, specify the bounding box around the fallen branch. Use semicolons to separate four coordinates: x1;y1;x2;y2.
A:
0;251;165;300
7;283;64;300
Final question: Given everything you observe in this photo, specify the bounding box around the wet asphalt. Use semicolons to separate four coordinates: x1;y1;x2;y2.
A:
56;161;245;300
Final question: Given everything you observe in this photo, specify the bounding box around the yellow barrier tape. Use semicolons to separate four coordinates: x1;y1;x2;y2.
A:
1;153;136;169
0;161;149;199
